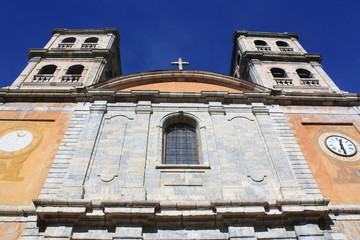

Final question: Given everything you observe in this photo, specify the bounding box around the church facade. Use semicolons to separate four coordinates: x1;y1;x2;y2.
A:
0;29;359;239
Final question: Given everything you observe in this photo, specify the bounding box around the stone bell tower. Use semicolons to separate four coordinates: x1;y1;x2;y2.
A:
230;30;340;93
10;28;121;89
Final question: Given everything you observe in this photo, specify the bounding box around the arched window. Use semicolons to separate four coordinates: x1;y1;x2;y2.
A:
33;64;57;82
84;37;99;43
82;37;99;48
276;41;293;52
38;65;57;75
61;37;76;43
254;40;267;46
271;68;293;85
271;68;286;78
62;65;84;82
254;40;271;51
297;68;319;86
276;41;289;47
163;115;199;165
58;37;76;48
296;68;312;78
66;65;84;75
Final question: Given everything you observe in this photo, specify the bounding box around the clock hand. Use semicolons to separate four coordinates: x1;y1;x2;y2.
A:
339;139;347;155
17;130;27;137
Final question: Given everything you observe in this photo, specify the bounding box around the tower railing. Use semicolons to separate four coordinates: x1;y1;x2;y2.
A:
61;74;82;82
81;43;97;49
256;46;271;51
300;78;320;86
57;43;74;48
32;74;54;82
274;78;293;85
278;46;294;52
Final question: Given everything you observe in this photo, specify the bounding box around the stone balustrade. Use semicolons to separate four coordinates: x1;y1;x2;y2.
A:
32;74;54;82
274;78;293;85
61;74;81;82
256;46;271;51
301;78;320;86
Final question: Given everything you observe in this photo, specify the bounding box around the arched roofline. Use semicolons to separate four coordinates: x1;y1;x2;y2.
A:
91;70;271;93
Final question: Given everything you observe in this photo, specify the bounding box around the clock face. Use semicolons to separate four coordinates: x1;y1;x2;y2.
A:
0;126;42;158
0;130;33;152
325;135;357;157
317;132;359;162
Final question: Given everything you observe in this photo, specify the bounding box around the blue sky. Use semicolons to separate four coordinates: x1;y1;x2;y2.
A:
0;0;359;93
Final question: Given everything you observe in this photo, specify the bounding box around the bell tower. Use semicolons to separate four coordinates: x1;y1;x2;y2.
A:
11;28;121;89
230;31;340;93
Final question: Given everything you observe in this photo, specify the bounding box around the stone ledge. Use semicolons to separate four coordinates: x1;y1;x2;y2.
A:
0;87;359;106
0;206;35;216
156;165;211;169
30;198;330;225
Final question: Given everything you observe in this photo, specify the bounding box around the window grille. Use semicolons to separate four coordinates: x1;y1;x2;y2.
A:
164;123;199;164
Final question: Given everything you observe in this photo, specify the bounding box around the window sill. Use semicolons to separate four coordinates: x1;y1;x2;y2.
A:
156;165;210;169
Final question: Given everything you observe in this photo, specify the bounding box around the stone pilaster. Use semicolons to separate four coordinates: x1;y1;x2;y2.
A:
58;101;107;199
252;103;305;199
10;57;41;88
119;101;152;200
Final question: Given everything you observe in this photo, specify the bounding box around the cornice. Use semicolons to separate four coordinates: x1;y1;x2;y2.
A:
241;51;322;63
28;48;111;59
233;30;299;41
52;28;120;39
0;87;359;107
32;198;330;226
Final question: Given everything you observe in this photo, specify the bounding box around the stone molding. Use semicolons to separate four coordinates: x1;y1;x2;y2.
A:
93;69;271;93
52;28;119;37
233;31;299;40
28;48;112;59
0;88;359;106
32;198;331;226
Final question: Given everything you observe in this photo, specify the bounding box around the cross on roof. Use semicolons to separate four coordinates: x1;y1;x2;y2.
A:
171;58;189;70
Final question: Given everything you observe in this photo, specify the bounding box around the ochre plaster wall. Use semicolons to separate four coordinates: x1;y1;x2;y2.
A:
337;220;360;240
119;81;243;92
0;222;24;240
0;104;72;205
284;107;360;204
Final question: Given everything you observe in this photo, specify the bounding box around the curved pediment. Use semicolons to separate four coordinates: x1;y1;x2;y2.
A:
91;70;270;93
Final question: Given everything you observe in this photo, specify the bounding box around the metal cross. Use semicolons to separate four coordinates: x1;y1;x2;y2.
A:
171;58;189;70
